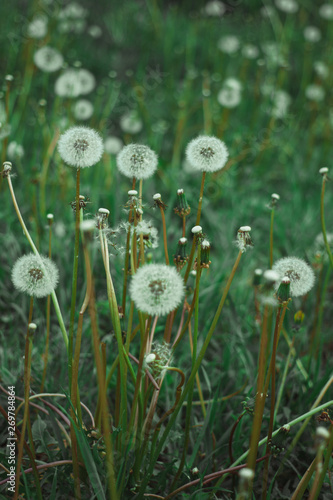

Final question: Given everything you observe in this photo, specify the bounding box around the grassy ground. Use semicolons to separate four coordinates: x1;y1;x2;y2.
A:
1;0;333;499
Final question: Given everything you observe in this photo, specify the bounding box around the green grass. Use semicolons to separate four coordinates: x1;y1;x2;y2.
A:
1;1;333;499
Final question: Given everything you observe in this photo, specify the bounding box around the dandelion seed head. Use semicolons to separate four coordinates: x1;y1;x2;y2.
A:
217;88;241;108
204;1;226;17
305;84;325;102
186;135;229;173
304;26;321;42
275;0;299;13
272;257;315;296
133;220;159;249
130;264;185;316
104;136;123;155
27;15;48;39
120;111;143;134
218;35;240;54
55;70;81;98
73;99;94;120
58;126;103;168
33;46;64;73
117;144;158;180
314;61;329;79
12;254;59;298
76;69;96;95
319;4;333;20
7;141;24;160
242;44;259;59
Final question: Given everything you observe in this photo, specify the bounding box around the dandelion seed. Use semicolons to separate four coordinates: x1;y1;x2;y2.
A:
186;135;229;173
130;264;185;316
104;136;123;155
133;220;159;249
272;257;315;297
12;254;59;298
73;99;94;120
58;126;103;168
117;144;158;180
33;46;64;73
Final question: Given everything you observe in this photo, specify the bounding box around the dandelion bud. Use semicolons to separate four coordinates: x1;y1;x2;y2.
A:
270;425;290;456
174;237;188;269
236;226;253;253
174;188;191;217
191;467;199;475
47;213;54;226
315;426;330;448
28;323;37;336
253;268;263;286
319;167;329;176
277;276;291;302
200;239;211;268
191;225;202;234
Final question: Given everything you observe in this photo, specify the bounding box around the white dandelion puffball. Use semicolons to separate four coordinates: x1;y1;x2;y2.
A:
120;111;143;134
76;69;96;95
217;88;241;108
204;1;226;16
74;99;94;120
55;70;81;98
186;135;229;173
218;35;240;54
314;61;329;79
33;46;64;73
242;44;259;59
104;136;123;155
58;126;104;168
275;0;299;13
130;264;185;316
319;4;333;20
27;16;48;39
272;257;315;297
12;254;59;298
304;26;321;42
305;84;325;102
117;144;158;180
7;141;24;160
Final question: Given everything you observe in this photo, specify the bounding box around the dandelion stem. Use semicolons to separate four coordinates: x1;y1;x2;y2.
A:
41;216;53;393
160;204;170;265
137;250;243;498
6;174;68;348
320;173;333;269
68;168;81;396
269;208;275;268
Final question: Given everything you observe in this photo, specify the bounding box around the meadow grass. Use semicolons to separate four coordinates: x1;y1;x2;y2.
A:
1;1;333;498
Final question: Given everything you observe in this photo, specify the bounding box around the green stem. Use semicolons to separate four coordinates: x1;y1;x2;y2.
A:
269;208;275;268
136;250;243;498
41;216;53;393
320;174;333;269
68;168;81;397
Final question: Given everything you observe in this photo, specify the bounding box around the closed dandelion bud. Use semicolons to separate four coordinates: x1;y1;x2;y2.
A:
200;239;211;268
253;268;263;286
277;276;291;302
174;188;191;217
28;323;37;337
12;254;59;298
174;237;188;269
269;425;290;456
236;226;253;253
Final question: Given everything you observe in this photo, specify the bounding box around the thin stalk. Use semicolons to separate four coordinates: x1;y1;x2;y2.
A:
183;171;206;284
160;204;170;265
261;302;289;499
41;215;53;393
320;173;333;269
136;250;243;498
269;209;275;268
89;279;118;500
308;438;327;500
307;425;333;500
274;336;294;420
14;315;35;500
68;168;81;396
290;458;317;500
6;174;68;348
172;243;201;487
229;412;246;464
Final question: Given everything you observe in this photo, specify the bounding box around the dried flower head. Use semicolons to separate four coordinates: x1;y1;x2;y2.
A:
186;135;229;173
33;46;64;73
236;226;253;253
12;254;59;298
130;264;185;316
58;126;103;168
117;144;158;180
272;257;315;297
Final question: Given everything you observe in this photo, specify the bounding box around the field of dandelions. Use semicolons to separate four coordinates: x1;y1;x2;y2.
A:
1;0;333;499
